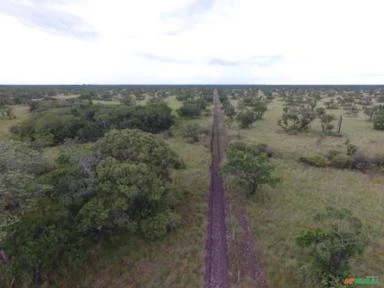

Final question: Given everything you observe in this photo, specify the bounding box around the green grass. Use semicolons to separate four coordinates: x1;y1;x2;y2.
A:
0;105;29;140
164;96;182;116
225;99;384;287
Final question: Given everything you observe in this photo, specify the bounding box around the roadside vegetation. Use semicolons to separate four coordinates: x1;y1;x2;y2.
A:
221;86;384;287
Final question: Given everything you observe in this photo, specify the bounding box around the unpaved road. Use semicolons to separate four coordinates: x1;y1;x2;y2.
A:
204;90;231;288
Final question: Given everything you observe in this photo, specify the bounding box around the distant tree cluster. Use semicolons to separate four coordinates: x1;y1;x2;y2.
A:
10;100;174;147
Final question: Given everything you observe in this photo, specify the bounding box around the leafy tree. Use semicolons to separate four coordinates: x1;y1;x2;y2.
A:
221;144;279;195
373;109;384;130
94;129;184;179
1;201;86;287
278;106;316;133
127;103;174;133
316;108;336;133
237;109;256;128
223;102;236;120
77;157;167;234
177;102;204;118
252;101;267;120
296;207;367;287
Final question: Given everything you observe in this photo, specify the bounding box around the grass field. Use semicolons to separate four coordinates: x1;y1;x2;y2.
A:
225;98;384;287
164;95;182;116
58;97;212;288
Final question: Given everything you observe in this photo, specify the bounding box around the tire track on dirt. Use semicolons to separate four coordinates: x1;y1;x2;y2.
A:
204;90;231;288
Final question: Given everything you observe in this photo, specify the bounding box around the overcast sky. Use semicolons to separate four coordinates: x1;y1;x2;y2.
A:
1;0;384;84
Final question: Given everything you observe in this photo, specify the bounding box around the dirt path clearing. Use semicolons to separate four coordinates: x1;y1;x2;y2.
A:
204;90;231;288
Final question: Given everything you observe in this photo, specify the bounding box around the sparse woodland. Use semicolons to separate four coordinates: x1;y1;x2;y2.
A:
0;85;383;287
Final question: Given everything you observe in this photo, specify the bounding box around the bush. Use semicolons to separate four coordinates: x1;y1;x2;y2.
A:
351;151;372;170
140;211;181;240
177;102;203;118
278;106;316;133
373;110;384;130
296;207;367;287
182;123;201;143
238;110;256;128
327;150;342;160
330;153;353;169
372;154;384;167
299;155;329;167
254;143;274;158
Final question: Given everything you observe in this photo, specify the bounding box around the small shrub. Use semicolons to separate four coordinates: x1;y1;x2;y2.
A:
351;151;371;170
237;110;256;128
344;139;358;156
296;207;367;287
140;211;181;240
372;154;384;167
373;110;384;130
330;153;353;169
299;155;329;167
177;102;203;118
255;143;274;158
182;123;201;143
327;150;342;160
228;141;247;151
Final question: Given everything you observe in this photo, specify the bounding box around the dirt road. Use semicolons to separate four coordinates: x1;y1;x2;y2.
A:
204;90;231;288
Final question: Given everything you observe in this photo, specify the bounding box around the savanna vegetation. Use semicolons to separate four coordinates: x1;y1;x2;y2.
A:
0;85;383;287
220;86;384;287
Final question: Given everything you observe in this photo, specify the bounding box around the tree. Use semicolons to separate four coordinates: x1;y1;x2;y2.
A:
278;106;316;133
296;207;367;287
128;103;174;133
237;109;256;128
221;144;279;195
223;102;236;120
373;109;384;130
95;129;185;179
252;101;267;120
316;108;336;133
77;157;167;234
177;101;204;118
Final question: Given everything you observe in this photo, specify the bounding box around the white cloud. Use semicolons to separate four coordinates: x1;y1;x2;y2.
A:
1;0;384;84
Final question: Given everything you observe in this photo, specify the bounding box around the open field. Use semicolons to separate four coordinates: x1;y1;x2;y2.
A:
225;98;384;287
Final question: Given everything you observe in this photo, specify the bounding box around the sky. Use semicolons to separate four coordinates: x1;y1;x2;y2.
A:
1;0;384;84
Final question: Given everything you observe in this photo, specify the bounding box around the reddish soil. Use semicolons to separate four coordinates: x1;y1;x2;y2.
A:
204;90;231;288
237;211;269;287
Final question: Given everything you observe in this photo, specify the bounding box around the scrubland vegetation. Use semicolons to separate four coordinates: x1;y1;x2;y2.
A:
220;86;384;287
0;85;383;287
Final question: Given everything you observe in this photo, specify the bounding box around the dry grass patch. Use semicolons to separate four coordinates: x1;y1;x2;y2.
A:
225;99;384;287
